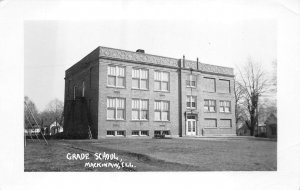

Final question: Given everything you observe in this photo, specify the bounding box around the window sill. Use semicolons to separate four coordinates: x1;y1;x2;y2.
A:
186;86;197;89
203;111;217;113
154;90;170;93
219;112;232;114
106;119;126;121
130;120;149;122
154;120;171;123
203;127;218;129
131;88;149;91
106;85;126;89
219;127;232;129
203;91;216;93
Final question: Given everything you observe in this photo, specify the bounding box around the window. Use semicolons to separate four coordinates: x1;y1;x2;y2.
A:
154;101;170;121
132;68;149;90
186;75;196;87
154;71;169;91
89;67;93;88
107;97;125;120
67;80;70;97
203;77;216;92
116;131;125;136
204;99;216;112
107;130;125;136
73;86;77;100
132;131;139;136
220;101;231;113
82;81;85;97
107;130;115;136
140;130;149;136
154;131;161;135
220;119;232;128
204;118;217;128
132;99;149;120
107;65;125;88
186;96;197;109
219;79;230;93
162;130;170;135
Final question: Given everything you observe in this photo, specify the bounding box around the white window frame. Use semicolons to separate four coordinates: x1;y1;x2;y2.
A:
220;100;231;113
132;99;149;121
132;68;149;90
154;71;170;92
140;130;149;136
186;95;197;109
186;74;196;88
204;99;216;112
154;100;170;121
107;65;126;88
107;97;126;120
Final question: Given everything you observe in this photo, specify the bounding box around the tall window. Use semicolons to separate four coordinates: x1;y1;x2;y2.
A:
132;99;149;120
203;77;216;92
204;99;216;112
186;75;196;88
132;68;149;90
220;101;231;113
82;81;85;97
107;97;125;120
154;71;169;91
67;80;70;97
73;86;76;100
107;65;125;88
154;101;169;121
186;95;196;109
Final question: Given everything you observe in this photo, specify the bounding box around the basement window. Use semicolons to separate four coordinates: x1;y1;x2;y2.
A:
140;130;149;136
106;130;115;136
131;131;139;136
116;131;125;136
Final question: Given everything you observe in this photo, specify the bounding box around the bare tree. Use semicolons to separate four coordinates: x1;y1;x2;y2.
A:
236;58;269;136
24;96;40;127
234;79;246;125
44;98;64;125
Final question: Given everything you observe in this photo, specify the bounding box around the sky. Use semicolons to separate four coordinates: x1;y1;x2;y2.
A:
24;19;276;111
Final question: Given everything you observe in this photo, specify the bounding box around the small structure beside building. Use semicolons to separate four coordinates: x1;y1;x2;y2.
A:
237;113;277;138
49;121;63;135
264;113;277;138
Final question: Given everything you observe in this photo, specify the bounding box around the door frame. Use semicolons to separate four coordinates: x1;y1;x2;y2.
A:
186;114;197;136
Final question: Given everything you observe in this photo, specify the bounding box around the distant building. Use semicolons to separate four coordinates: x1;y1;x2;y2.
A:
264;113;277;138
49;121;63;135
64;46;236;138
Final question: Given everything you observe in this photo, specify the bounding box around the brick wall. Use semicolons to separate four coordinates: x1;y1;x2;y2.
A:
97;58;180;138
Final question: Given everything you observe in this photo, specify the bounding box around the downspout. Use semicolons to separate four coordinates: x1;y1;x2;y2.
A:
178;56;184;137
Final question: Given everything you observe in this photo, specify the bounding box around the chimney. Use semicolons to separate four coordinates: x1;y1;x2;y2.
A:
136;49;145;53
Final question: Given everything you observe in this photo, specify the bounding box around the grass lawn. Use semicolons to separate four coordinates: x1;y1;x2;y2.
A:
24;137;276;171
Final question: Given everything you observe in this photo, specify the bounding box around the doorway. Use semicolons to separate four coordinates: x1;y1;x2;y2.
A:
186;115;196;136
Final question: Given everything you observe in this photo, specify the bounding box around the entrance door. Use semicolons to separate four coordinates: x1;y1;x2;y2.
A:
186;116;196;136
